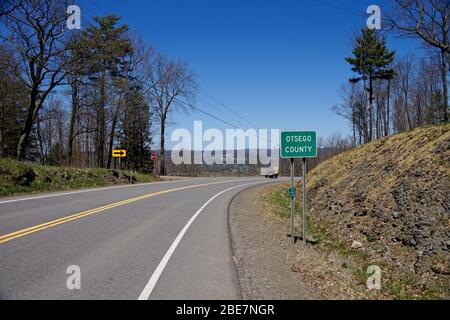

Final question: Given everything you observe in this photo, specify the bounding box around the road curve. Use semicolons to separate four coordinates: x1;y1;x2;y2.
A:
0;177;272;300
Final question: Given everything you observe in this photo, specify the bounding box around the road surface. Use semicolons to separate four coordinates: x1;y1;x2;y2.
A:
0;177;275;300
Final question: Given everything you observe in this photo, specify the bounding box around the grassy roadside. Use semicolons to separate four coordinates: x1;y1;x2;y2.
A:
0;158;159;197
264;183;446;299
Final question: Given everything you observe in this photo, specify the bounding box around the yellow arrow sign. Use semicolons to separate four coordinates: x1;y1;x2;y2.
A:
112;150;127;158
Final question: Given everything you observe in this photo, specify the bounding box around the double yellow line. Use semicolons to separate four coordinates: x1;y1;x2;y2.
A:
0;180;236;245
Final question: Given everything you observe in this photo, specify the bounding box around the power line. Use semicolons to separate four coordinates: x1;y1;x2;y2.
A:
77;0;270;133
87;0;109;15
307;0;365;18
85;1;282;149
193;92;254;130
191;81;262;129
151;86;280;148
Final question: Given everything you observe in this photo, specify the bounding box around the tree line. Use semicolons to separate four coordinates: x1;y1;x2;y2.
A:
0;0;195;175
334;0;449;146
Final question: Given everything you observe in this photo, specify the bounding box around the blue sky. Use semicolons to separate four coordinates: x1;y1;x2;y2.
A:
77;0;423;148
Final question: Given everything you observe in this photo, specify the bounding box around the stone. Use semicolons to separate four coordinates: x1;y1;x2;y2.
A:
347;221;358;228
354;208;368;217
392;211;402;219
445;240;450;250
431;262;450;275
15;169;36;186
351;240;364;249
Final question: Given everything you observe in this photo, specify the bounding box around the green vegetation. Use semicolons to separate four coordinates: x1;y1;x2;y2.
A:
0;158;158;196
268;186;302;218
268;184;371;280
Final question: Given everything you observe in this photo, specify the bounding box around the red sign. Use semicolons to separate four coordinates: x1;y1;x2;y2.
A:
151;153;158;161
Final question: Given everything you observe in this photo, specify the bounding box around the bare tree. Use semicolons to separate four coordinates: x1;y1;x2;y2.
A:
0;0;22;17
326;132;352;153
148;54;195;175
388;0;449;122
396;55;416;130
0;0;74;159
333;82;369;145
0;44;27;158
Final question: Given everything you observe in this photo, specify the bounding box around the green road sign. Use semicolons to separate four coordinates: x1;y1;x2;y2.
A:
280;131;317;158
288;187;297;198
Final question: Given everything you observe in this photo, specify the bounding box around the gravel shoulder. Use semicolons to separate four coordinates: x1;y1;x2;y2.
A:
228;183;315;300
229;183;382;300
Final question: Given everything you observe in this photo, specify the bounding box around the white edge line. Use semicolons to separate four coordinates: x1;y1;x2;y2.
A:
137;182;257;300
0;178;234;205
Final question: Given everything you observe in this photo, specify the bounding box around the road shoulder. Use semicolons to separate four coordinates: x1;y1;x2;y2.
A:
228;183;315;299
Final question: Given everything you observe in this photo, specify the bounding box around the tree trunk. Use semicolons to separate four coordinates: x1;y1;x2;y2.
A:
68;79;79;166
107;109;119;169
36;115;45;164
352;101;356;147
368;75;374;142
17;90;39;160
441;48;448;123
385;80;390;136
139;105;144;169
57;111;64;165
159;118;166;176
96;72;106;167
404;81;412;130
375;95;381;140
417;92;422;126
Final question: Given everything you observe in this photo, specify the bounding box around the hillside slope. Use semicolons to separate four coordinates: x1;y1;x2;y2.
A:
0;158;158;196
305;124;449;297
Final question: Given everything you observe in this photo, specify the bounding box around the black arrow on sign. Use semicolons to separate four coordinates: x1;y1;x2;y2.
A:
113;150;125;157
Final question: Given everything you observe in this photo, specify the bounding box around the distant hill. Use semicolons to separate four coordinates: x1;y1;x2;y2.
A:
305;124;449;297
163;148;337;177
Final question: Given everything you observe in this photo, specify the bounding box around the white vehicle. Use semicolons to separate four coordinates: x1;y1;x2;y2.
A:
260;167;279;179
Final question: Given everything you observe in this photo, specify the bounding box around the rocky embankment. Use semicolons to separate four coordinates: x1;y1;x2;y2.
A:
305;124;449;297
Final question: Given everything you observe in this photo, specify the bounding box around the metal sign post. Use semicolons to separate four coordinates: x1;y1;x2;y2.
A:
290;158;295;244
280;131;317;246
302;158;307;245
151;153;158;176
112;149;127;181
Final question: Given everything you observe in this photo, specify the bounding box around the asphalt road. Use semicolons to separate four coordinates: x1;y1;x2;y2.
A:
0;177;276;300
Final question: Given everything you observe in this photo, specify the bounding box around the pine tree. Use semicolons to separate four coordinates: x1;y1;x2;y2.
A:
80;15;132;167
120;86;153;171
346;28;395;142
